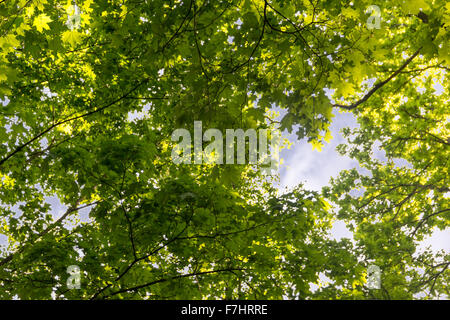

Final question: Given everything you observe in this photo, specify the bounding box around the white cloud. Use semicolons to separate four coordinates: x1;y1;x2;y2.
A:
277;110;359;191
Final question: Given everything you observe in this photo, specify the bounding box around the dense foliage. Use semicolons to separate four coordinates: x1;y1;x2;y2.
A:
0;0;448;299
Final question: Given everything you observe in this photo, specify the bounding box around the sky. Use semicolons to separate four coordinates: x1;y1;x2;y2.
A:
276;110;358;241
276;109;449;253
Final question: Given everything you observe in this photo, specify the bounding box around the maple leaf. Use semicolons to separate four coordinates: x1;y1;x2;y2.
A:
324;130;333;143
62;30;82;46
311;139;324;152
341;7;359;19
337;81;355;99
33;14;52;33
16;23;31;36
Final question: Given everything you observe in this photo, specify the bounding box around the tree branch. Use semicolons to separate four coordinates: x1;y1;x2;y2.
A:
99;268;245;299
0;199;98;268
333;48;421;110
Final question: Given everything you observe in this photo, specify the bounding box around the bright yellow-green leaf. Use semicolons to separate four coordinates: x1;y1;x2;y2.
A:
61;30;82;46
311;140;323;152
336;81;355;99
16;23;31;36
25;5;35;18
33;14;52;32
401;0;430;14
341;7;359;19
324;130;333;143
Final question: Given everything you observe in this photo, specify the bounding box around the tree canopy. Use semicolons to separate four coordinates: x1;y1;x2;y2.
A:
0;0;448;299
